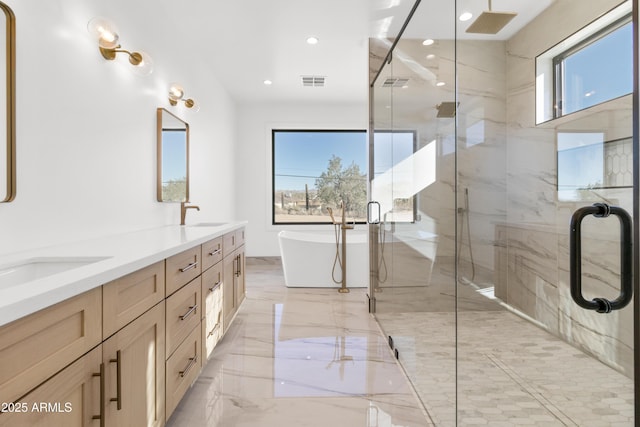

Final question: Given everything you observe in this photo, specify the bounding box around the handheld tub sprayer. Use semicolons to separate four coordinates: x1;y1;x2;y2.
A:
327;207;343;285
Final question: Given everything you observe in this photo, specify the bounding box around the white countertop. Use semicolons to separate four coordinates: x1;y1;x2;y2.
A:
0;222;247;327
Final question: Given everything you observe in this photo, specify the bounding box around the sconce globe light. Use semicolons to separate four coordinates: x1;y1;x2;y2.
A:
168;83;199;111
88;17;153;76
168;83;185;102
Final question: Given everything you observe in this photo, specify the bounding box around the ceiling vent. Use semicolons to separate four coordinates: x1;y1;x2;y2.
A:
382;77;409;88
302;76;325;87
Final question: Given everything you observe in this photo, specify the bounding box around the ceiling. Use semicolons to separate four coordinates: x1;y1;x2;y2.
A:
192;0;554;106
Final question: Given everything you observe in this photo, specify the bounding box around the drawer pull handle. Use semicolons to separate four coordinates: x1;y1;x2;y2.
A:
92;363;105;427
179;356;198;378
208;248;221;256
179;262;198;273
209;280;222;293
109;350;122;410
180;304;198;320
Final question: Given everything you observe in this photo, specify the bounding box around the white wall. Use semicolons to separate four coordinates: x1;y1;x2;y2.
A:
1;0;237;255
235;102;368;256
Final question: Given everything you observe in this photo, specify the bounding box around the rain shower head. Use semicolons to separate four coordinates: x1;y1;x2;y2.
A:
465;0;517;34
436;102;458;118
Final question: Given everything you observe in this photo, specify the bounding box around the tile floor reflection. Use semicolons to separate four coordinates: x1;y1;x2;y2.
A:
166;259;431;427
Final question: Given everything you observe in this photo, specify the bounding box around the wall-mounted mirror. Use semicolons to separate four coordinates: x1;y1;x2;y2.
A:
157;108;189;202
0;2;15;202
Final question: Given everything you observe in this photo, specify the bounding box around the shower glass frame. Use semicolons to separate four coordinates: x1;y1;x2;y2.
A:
367;0;639;424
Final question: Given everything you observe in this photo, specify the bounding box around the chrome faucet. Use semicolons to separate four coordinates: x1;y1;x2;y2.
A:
180;201;200;225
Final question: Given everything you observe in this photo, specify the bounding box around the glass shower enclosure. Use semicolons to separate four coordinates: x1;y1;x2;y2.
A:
368;0;638;425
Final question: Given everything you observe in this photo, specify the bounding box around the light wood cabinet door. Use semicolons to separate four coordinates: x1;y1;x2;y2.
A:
201;263;223;361
103;302;165;427
0;345;101;427
0;287;102;405
222;252;237;332
103;261;165;339
235;248;246;308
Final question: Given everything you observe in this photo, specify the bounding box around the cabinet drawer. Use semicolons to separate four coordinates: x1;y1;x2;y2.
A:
236;227;246;247
166;246;201;296
103;260;165;338
0;345;102;427
0;288;102;405
202;264;223;361
166;277;201;358
201;262;223;315
222;231;236;258
166;324;201;420
201;236;223;272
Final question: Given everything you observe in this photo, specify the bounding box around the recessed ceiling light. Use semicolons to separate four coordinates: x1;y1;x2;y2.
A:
459;12;473;22
426;54;436;60
263;80;272;85
306;36;319;45
436;81;446;87
422;39;434;46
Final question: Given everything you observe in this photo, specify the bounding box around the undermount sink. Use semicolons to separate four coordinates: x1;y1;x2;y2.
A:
0;256;110;290
189;222;228;227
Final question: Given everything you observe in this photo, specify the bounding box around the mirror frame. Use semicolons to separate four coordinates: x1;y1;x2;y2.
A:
1;2;14;202
156;108;190;203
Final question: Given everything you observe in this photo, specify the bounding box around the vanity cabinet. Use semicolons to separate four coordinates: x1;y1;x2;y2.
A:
0;224;246;426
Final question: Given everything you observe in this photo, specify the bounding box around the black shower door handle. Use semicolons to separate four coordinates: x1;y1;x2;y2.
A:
569;203;633;313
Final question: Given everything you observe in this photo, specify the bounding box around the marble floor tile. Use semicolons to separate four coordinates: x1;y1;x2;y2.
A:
166;261;432;427
377;304;634;426
168;260;634;426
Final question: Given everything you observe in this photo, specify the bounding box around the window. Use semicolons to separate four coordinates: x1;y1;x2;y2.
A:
535;2;632;124
272;130;367;225
553;15;632;118
372;130;418;222
557;132;632;200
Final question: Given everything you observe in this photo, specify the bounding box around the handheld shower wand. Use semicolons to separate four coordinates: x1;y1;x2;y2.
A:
327;207;336;224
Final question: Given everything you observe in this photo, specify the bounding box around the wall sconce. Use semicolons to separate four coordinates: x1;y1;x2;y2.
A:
88;17;153;76
168;83;199;111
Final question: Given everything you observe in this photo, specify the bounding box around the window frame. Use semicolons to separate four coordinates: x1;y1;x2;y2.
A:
271;128;368;226
552;14;632;119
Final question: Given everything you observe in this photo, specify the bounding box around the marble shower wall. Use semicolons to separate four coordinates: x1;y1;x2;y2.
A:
368;0;633;376
369;37;508;286
503;0;634;376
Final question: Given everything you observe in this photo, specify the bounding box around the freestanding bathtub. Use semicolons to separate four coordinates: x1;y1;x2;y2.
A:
278;230;368;288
